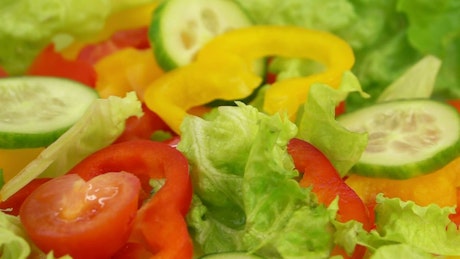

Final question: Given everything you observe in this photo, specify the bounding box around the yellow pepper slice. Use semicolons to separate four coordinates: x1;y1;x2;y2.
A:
144;53;262;133
196;25;355;118
345;156;460;207
94;48;164;99
144;25;354;133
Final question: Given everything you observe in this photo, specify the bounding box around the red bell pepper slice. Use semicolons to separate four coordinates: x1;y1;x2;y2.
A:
287;138;371;258
66;140;193;259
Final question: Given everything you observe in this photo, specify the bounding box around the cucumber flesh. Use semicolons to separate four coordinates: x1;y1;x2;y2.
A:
0;76;98;149
338;99;460;179
150;0;256;70
199;252;264;259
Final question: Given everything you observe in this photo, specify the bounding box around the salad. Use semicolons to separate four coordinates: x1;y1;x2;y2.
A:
1;0;460;258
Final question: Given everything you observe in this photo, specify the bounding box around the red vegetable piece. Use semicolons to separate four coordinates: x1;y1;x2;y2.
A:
27;44;97;87
77;27;150;65
447;99;460;113
0;178;50;216
66;140;194;259
19;172;141;259
0;66;7;77
287;138;372;258
115;103;173;143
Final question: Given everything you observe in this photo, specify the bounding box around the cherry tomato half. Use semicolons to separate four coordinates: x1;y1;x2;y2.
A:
19;172;141;259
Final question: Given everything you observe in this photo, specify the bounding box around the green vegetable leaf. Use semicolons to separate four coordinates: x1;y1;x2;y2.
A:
377;55;442;102
338;195;460;257
180;103;336;258
0;92;142;200
371;195;460;256
296;71;369;176
0;0;156;75
0;212;31;259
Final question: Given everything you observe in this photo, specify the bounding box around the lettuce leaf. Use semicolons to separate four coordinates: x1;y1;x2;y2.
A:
335;195;460;258
0;92;142;200
179;103;336;258
296;72;369;176
0;212;31;259
0;0;156;75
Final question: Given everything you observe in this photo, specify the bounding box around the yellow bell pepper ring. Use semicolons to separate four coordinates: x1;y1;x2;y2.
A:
144;25;354;134
196;25;355;118
144;53;262;133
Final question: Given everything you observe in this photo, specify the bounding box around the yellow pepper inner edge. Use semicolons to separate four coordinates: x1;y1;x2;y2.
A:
144;25;355;134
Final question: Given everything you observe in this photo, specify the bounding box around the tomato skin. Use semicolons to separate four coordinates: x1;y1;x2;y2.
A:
26;45;96;87
0;178;50;216
67;140;193;259
19;172;141;259
287;138;371;259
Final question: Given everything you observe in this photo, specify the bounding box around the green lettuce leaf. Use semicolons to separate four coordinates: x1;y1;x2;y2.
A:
336;195;460;257
0;0;156;75
397;0;460;100
376;55;442;102
296;72;369;176
0;92;142;200
0;212;31;259
179;103;336;258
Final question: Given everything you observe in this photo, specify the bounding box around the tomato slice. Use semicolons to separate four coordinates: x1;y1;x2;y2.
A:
0;178;50;216
19;172;141;259
26;45;97;87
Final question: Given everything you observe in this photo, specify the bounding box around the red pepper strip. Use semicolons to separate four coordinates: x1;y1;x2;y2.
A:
26;44;97;87
287;138;372;228
0;178;50;216
0;66;7;77
287;138;371;258
66;140;193;259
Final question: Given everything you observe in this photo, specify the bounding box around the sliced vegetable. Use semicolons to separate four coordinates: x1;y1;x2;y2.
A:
94;48;164;99
287;138;372;230
287;138;370;259
149;0;254;70
145;25;354;133
0;148;44;182
338;99;460;179
0;178;50;216
19;172;141;259
346;156;460;208
26;45;97;87
0;92;142;201
0;76;98;149
67;140;193;259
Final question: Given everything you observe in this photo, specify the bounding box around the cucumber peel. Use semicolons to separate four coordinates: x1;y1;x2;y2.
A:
0;76;98;149
338;99;460;179
149;0;255;70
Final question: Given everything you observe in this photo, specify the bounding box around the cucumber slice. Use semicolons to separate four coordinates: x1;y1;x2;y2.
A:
149;0;255;71
337;99;460;179
0;76;98;149
199;252;264;259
